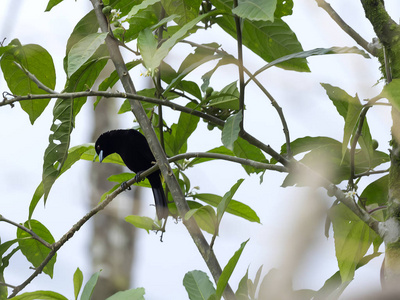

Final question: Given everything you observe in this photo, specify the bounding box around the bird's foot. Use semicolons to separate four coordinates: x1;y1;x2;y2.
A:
134;171;144;183
121;181;131;191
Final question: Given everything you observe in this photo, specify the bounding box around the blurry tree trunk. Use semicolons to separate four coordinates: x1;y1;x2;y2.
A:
89;72;142;299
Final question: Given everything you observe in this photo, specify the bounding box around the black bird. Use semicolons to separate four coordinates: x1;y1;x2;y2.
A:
95;129;168;220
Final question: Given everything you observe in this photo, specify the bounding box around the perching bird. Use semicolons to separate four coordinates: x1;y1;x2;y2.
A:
95;129;168;220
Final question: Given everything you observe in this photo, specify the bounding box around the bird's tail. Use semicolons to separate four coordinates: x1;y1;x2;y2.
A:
151;186;169;220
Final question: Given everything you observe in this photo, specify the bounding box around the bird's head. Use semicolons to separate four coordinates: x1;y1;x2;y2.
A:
94;131;115;163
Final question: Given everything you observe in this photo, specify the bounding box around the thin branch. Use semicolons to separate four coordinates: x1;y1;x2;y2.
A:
354;168;389;178
2;90;290;166
0;215;52;249
233;0;245;132
9;169;144;297
315;0;377;56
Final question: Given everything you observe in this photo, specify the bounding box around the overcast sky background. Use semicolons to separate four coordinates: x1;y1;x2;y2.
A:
1;0;400;299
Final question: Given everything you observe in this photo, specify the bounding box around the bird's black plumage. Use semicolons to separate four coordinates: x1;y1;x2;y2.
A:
95;129;168;220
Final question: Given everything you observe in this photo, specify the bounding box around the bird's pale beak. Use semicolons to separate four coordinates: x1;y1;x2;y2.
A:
99;150;104;163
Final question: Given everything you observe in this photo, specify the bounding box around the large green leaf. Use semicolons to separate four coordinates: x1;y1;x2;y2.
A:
17;220;56;278
193;193;260;223
66;10;99;55
106;288;146;300
80;271;101;300
161;0;202;26
138;11;215;74
67;33;108;77
321;83;374;164
12;291;68;300
232;0;277;22
330;203;377;282
0;39;55;124
125;215;162;232
45;0;64;11
42;50;108;201
125;4;160;43
281;136;389;186
185;205;217;234
164;44;224;94
73;268;83;300
183;270;216;300
217;179;244;227
216;240;249;299
221;111;242;151
382;78;400;111
233;138;266;174
212;0;308;72
42;98;74;201
207;81;240;110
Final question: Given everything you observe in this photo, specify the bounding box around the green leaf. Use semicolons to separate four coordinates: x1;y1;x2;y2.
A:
12;291;68;300
360;175;388;207
174;103;200;153
161;0;202;26
127;0;160;18
17;220;56;278
217;179;244;225
138;11;216;74
125;215;162;233
45;0;64;11
382;78;400;111
30;144;94;218
216;239;249;299
232;0;277;22
252;47;369;80
42;99;74;201
183;270;216;300
275;0;293;18
330;203;377;282
105;288;146;300
66;10;99;54
80;271;101;300
235;268;249;300
74;268;84;300
233;138;266;174
164;47;223;94
0;39;55;124
185;206;217;235
246;265;263;299
281;137;389;186
67;32;108;77
221;111;243;151
207;81;240;110
212;0;308;72
42;49;108;202
125;5;160;43
193;193;260;223
321;83;373;164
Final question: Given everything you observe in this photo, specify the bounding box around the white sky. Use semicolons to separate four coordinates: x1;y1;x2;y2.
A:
1;0;400;299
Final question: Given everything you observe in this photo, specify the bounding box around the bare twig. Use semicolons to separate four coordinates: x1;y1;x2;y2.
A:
315;0;377;56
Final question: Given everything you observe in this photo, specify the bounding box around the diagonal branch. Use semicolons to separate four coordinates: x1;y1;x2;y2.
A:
315;0;377;56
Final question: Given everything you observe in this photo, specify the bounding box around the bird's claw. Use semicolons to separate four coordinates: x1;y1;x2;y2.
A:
121;181;131;190
134;171;144;183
